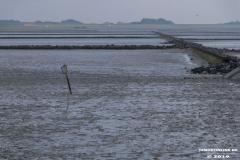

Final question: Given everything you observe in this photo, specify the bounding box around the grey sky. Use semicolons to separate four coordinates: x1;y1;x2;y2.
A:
0;0;239;24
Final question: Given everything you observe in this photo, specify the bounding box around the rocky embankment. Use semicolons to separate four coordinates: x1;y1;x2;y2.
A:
154;31;240;75
0;45;178;50
190;60;240;75
154;31;240;61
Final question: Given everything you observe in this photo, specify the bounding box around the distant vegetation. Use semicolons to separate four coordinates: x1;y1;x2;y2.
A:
35;21;59;24
0;20;20;24
0;18;175;25
35;19;84;24
61;19;84;24
102;19;174;25
223;21;240;25
117;21;124;24
103;22;113;24
130;18;174;24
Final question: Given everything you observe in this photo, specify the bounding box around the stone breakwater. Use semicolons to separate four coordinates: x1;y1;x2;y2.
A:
190;60;240;75
153;31;240;61
0;44;178;50
153;31;240;75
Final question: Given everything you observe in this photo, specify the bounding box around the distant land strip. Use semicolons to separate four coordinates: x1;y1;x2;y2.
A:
0;45;177;50
0;36;158;39
0;34;156;35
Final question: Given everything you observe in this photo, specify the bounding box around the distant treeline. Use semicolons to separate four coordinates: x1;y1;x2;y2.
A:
0;18;174;25
0;20;21;24
223;21;240;25
35;19;84;24
0;19;84;24
103;18;174;25
130;18;174;25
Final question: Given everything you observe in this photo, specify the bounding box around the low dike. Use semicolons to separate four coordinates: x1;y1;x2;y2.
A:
153;31;238;64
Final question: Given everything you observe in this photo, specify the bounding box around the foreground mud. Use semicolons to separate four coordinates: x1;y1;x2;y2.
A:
0;49;239;159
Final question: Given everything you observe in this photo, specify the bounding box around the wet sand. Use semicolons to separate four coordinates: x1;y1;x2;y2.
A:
0;49;239;159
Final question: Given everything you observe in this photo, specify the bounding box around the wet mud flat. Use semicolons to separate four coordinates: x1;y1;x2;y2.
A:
186;40;240;50
0;49;240;159
0;38;166;46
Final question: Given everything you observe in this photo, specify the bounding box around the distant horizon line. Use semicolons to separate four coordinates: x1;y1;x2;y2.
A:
1;19;240;25
0;19;240;25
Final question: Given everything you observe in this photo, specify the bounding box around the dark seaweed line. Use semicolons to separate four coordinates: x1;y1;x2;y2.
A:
0;34;156;35
0;45;178;50
0;37;159;39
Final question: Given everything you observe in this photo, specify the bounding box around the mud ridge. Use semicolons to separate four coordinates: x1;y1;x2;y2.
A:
0;36;158;39
0;44;178;50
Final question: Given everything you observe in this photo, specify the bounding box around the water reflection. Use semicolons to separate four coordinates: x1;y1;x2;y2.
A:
62;95;70;120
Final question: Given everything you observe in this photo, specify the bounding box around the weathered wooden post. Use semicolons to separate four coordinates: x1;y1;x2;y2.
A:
61;65;72;94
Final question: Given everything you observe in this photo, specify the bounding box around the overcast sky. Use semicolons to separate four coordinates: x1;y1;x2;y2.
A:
0;0;239;24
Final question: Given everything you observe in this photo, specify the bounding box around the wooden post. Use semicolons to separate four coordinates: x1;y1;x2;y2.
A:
61;65;72;94
65;73;72;94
